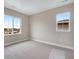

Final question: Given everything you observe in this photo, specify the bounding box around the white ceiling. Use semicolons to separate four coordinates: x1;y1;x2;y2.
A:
4;0;74;15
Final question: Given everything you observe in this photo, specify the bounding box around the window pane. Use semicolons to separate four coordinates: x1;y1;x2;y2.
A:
56;12;70;32
62;23;69;30
4;15;9;34
13;17;21;34
4;15;13;34
8;16;13;34
4;15;9;28
8;16;13;28
56;12;70;21
57;23;62;30
14;17;20;28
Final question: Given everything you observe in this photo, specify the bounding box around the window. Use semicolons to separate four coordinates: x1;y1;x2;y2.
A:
56;12;70;32
4;15;21;35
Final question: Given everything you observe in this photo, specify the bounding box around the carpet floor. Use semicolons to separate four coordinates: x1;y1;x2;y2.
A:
4;40;73;59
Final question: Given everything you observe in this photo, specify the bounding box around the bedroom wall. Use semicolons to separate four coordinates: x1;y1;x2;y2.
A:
30;3;74;48
4;8;30;44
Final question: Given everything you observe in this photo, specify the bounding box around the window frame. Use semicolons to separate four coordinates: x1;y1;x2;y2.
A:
56;12;71;32
4;15;22;36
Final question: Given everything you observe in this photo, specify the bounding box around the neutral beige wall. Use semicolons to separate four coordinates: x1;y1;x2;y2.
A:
4;8;30;44
30;3;74;47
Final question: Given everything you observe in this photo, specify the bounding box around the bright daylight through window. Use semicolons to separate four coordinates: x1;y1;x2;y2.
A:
56;12;71;32
4;15;21;35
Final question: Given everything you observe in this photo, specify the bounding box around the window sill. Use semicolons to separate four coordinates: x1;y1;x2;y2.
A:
4;33;21;36
56;30;71;32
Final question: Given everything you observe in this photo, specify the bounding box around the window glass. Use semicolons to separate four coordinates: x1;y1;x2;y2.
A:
4;15;9;28
14;17;20;28
56;12;70;32
56;12;70;21
14;17;21;34
4;15;21;35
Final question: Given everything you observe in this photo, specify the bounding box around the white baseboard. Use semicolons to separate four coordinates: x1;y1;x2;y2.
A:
32;39;74;50
4;39;29;47
5;37;74;50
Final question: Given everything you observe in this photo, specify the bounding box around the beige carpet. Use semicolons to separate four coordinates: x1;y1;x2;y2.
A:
4;40;73;59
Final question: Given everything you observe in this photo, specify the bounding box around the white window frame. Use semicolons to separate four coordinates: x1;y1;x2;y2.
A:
56;12;71;32
4;15;22;36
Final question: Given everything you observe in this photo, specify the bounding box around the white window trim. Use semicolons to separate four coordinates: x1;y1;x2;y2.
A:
4;15;22;36
56;12;71;32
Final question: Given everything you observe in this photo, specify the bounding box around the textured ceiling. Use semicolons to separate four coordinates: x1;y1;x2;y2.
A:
4;0;74;15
